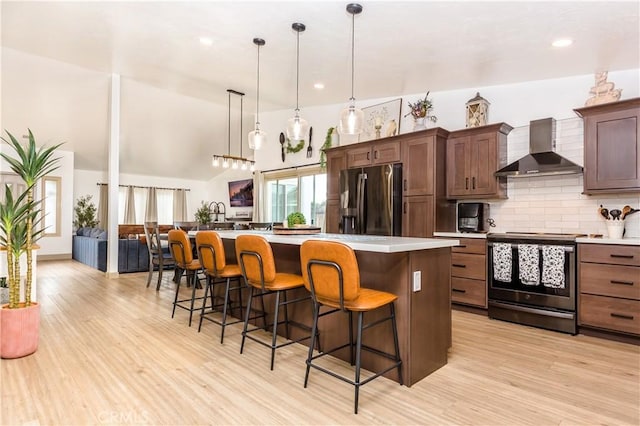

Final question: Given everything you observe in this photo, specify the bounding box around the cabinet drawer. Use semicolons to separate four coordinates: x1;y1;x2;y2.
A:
580;263;640;300
451;277;487;308
579;294;640;335
452;238;486;255
451;253;486;280
373;141;401;164
579;244;640;267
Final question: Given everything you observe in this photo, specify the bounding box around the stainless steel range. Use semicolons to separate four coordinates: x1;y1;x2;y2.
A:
487;232;585;334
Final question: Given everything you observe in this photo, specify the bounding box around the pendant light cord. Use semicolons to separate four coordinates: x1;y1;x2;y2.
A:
350;10;355;101
227;90;231;155
296;29;300;111
240;93;243;157
256;44;261;127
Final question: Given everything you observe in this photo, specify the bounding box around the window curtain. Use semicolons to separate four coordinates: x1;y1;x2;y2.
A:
173;188;188;222
145;187;158;222
123;185;137;224
97;184;109;229
252;172;265;222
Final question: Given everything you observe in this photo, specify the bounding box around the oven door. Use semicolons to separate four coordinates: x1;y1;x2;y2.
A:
487;242;576;312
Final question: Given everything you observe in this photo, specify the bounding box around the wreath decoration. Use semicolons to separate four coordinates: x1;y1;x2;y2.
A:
286;138;305;153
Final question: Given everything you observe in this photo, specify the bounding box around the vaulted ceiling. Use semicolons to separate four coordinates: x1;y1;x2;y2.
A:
2;1;639;179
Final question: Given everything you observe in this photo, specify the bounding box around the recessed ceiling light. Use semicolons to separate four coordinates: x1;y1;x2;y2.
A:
552;38;573;48
314;83;325;89
199;37;213;46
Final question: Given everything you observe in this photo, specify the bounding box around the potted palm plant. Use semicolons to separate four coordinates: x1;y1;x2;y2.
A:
0;129;62;358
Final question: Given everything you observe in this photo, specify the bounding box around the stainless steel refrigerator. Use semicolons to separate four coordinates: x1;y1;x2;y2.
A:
339;163;402;236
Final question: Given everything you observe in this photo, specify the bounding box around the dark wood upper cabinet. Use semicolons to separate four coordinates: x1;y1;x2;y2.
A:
446;123;512;199
574;98;640;194
346;140;401;168
326;149;346;200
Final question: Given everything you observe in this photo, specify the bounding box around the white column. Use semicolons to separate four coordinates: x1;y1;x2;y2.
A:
107;74;120;278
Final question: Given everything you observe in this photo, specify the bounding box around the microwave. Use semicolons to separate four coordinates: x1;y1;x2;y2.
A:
458;203;490;233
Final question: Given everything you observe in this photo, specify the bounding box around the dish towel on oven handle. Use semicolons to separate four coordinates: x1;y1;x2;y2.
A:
518;244;540;285
542;245;565;288
492;243;512;282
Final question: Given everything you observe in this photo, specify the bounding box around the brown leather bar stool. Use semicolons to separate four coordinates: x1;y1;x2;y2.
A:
195;231;244;343
300;240;403;414
235;234;314;370
168;229;204;327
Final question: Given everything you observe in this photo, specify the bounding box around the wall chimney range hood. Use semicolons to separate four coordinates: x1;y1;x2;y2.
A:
495;118;583;177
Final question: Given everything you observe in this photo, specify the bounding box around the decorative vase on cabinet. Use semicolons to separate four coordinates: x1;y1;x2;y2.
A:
413;117;427;131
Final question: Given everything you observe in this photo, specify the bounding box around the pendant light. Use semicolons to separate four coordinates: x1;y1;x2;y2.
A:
248;38;266;150
338;3;364;135
286;23;309;142
212;89;255;171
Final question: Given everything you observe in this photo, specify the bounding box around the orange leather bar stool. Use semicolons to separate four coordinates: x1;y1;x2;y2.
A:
300;240;403;414
236;234;314;370
195;231;244;344
168;229;204;326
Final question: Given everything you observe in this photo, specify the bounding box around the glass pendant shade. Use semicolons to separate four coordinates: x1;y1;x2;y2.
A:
338;101;364;135
286;112;309;141
248;128;266;150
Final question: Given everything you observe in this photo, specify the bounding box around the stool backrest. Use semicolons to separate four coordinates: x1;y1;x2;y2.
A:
168;229;193;266
196;230;226;273
236;235;276;288
300;240;360;308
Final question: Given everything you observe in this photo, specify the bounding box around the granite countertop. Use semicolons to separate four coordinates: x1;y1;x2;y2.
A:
188;230;460;253
576;237;640;246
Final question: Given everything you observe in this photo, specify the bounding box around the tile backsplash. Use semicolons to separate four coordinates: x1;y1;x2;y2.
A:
482;117;640;238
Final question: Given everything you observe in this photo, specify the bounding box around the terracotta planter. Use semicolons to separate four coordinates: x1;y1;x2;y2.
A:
0;302;40;359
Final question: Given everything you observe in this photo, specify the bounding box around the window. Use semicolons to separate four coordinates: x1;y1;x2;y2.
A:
42;177;61;236
117;187;174;224
263;166;327;228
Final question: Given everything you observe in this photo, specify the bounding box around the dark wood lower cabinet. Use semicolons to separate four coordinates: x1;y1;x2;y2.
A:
402;195;434;237
578;243;640;337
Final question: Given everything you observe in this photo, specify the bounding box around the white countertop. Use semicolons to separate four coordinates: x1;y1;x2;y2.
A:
433;232;488;239
189;230;460;253
576;237;640;246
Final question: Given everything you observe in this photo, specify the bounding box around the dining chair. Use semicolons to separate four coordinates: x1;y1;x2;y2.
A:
300;240;403;414
173;221;199;232
235;234;314;370
208;222;235;231
168;229;205;326
143;221;176;290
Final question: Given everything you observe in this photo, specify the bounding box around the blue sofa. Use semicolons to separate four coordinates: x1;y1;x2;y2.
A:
72;227;149;273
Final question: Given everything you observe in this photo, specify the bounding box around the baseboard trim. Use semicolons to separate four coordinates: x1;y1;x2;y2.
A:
105;271;120;279
38;253;72;261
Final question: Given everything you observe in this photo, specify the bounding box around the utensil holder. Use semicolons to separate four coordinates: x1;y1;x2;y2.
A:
606;220;625;239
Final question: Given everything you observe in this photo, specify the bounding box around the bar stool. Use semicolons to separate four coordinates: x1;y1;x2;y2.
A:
300;240;403;414
195;231;244;343
168;229;204;327
235;234;314;370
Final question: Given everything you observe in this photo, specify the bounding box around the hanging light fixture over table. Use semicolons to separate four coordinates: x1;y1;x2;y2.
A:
286;22;309;142
338;3;364;135
212;89;255;172
248;37;266;150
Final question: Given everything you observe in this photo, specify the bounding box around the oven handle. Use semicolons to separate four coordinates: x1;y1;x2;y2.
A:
489;300;575;319
487;242;574;252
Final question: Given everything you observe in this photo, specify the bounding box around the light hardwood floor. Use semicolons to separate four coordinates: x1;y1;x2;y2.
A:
2;260;639;425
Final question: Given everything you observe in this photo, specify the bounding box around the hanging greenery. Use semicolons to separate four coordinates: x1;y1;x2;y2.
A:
286;138;305;153
319;127;335;169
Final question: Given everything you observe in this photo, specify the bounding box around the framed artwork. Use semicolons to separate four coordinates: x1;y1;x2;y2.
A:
228;179;254;207
360;98;402;142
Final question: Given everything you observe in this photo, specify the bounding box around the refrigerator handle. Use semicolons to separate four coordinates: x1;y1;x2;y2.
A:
356;173;363;234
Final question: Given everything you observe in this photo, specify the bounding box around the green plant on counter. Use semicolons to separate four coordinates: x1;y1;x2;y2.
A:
287;211;306;227
194;201;213;225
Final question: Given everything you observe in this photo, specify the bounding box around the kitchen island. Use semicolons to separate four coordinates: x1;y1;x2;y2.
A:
198;230;459;386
